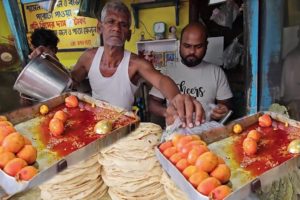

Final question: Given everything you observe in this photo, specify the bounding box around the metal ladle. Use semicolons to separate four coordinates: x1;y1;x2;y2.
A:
94;119;113;135
287;139;300;154
94;111;127;135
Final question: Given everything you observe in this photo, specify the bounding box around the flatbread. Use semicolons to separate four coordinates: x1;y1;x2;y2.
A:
98;123;167;200
101;164;162;180
41;180;107;200
39;154;107;200
108;184;166;200
99;154;158;171
160;171;189;200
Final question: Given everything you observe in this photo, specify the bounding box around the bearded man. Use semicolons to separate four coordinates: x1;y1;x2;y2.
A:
149;22;232;121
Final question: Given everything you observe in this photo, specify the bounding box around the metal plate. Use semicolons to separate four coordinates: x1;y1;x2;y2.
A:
157;112;300;200
205;112;300;199
0;92;139;197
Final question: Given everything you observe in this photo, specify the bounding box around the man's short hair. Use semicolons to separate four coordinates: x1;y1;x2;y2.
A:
100;1;131;27
180;22;208;40
30;28;59;50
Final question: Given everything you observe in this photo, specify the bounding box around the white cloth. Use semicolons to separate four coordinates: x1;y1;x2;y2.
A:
149;61;232;113
280;45;300;102
88;47;138;110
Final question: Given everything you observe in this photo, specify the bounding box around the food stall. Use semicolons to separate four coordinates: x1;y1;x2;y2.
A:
1;0;300;199
1;92;140;199
2;96;300;199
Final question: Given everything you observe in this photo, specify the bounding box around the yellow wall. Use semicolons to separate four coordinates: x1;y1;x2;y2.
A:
124;0;189;53
0;0;12;43
1;0;189;68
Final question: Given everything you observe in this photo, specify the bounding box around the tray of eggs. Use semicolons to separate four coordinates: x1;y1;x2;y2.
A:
0;92;139;197
156;112;300;200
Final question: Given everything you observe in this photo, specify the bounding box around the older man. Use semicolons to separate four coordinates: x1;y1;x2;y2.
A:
30;1;203;127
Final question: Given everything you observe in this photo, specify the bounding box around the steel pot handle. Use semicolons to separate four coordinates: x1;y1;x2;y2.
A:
19;93;39;102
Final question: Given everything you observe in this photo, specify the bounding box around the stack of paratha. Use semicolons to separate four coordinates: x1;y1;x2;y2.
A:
98;123;167;200
39;154;107;200
160;171;189;200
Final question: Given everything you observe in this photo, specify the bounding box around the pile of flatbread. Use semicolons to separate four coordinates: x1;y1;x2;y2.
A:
98;123;167;200
160;171;189;200
39;154;107;200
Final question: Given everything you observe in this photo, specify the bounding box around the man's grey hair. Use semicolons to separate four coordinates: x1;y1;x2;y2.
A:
100;1;132;27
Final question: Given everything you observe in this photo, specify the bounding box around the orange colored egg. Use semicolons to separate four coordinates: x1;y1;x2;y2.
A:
243;137;257;156
210;185;232;200
169;152;185;164
53;110;68;123
163;147;177;158
258;114;272;127
16;166;38;181
0;115;8;121
0;121;13;127
159;141;173;152
171;134;184;146
175;158;189;171
49;118;64;136
182;165;199;178
176;135;193;152
247;130;261;142
187;146;209;165
0;125;16;144
197;177;221;196
195;151;219;173
188;170;209;187
210;164;231;184
65;95;79;108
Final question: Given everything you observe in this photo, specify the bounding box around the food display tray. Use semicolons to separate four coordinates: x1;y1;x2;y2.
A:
156;112;300;200
0;92;139;198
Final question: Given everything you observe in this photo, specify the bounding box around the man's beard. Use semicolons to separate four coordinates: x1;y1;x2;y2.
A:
181;55;202;67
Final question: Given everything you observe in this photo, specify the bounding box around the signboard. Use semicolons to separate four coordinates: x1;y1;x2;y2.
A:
23;0;99;51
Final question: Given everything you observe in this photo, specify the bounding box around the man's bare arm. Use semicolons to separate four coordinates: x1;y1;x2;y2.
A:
133;56;204;127
71;49;96;86
134;57;179;101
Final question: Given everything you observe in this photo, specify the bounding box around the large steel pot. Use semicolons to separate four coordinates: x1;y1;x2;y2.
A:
14;53;72;101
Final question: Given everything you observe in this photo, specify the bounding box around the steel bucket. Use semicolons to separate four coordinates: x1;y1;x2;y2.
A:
13;53;72;101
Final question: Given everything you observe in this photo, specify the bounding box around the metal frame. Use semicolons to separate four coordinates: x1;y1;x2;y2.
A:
245;0;259;114
258;0;284;111
2;0;30;64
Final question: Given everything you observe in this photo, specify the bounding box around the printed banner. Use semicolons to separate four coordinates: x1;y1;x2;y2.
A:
23;0;99;50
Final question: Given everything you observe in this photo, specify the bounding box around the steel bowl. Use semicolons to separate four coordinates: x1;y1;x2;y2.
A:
13;53;72;101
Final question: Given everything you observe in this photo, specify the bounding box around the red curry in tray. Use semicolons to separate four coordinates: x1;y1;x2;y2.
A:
38;101;136;157
232;119;300;176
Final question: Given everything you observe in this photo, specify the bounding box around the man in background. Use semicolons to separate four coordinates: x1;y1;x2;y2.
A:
30;28;59;60
149;22;232;121
280;27;300;120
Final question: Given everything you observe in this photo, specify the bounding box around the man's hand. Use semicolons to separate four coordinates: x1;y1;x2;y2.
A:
166;94;204;127
210;104;229;121
28;45;56;59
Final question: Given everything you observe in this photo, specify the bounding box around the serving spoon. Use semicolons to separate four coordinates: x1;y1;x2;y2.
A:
288;139;300;154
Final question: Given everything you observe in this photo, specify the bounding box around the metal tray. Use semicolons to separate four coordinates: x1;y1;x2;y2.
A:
211;112;300;199
0;92;139;198
156;111;300;200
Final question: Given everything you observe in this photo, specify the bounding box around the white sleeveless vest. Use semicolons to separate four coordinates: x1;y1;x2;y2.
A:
88;47;138;110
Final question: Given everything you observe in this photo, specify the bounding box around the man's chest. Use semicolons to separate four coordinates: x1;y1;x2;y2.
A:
167;68;217;101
